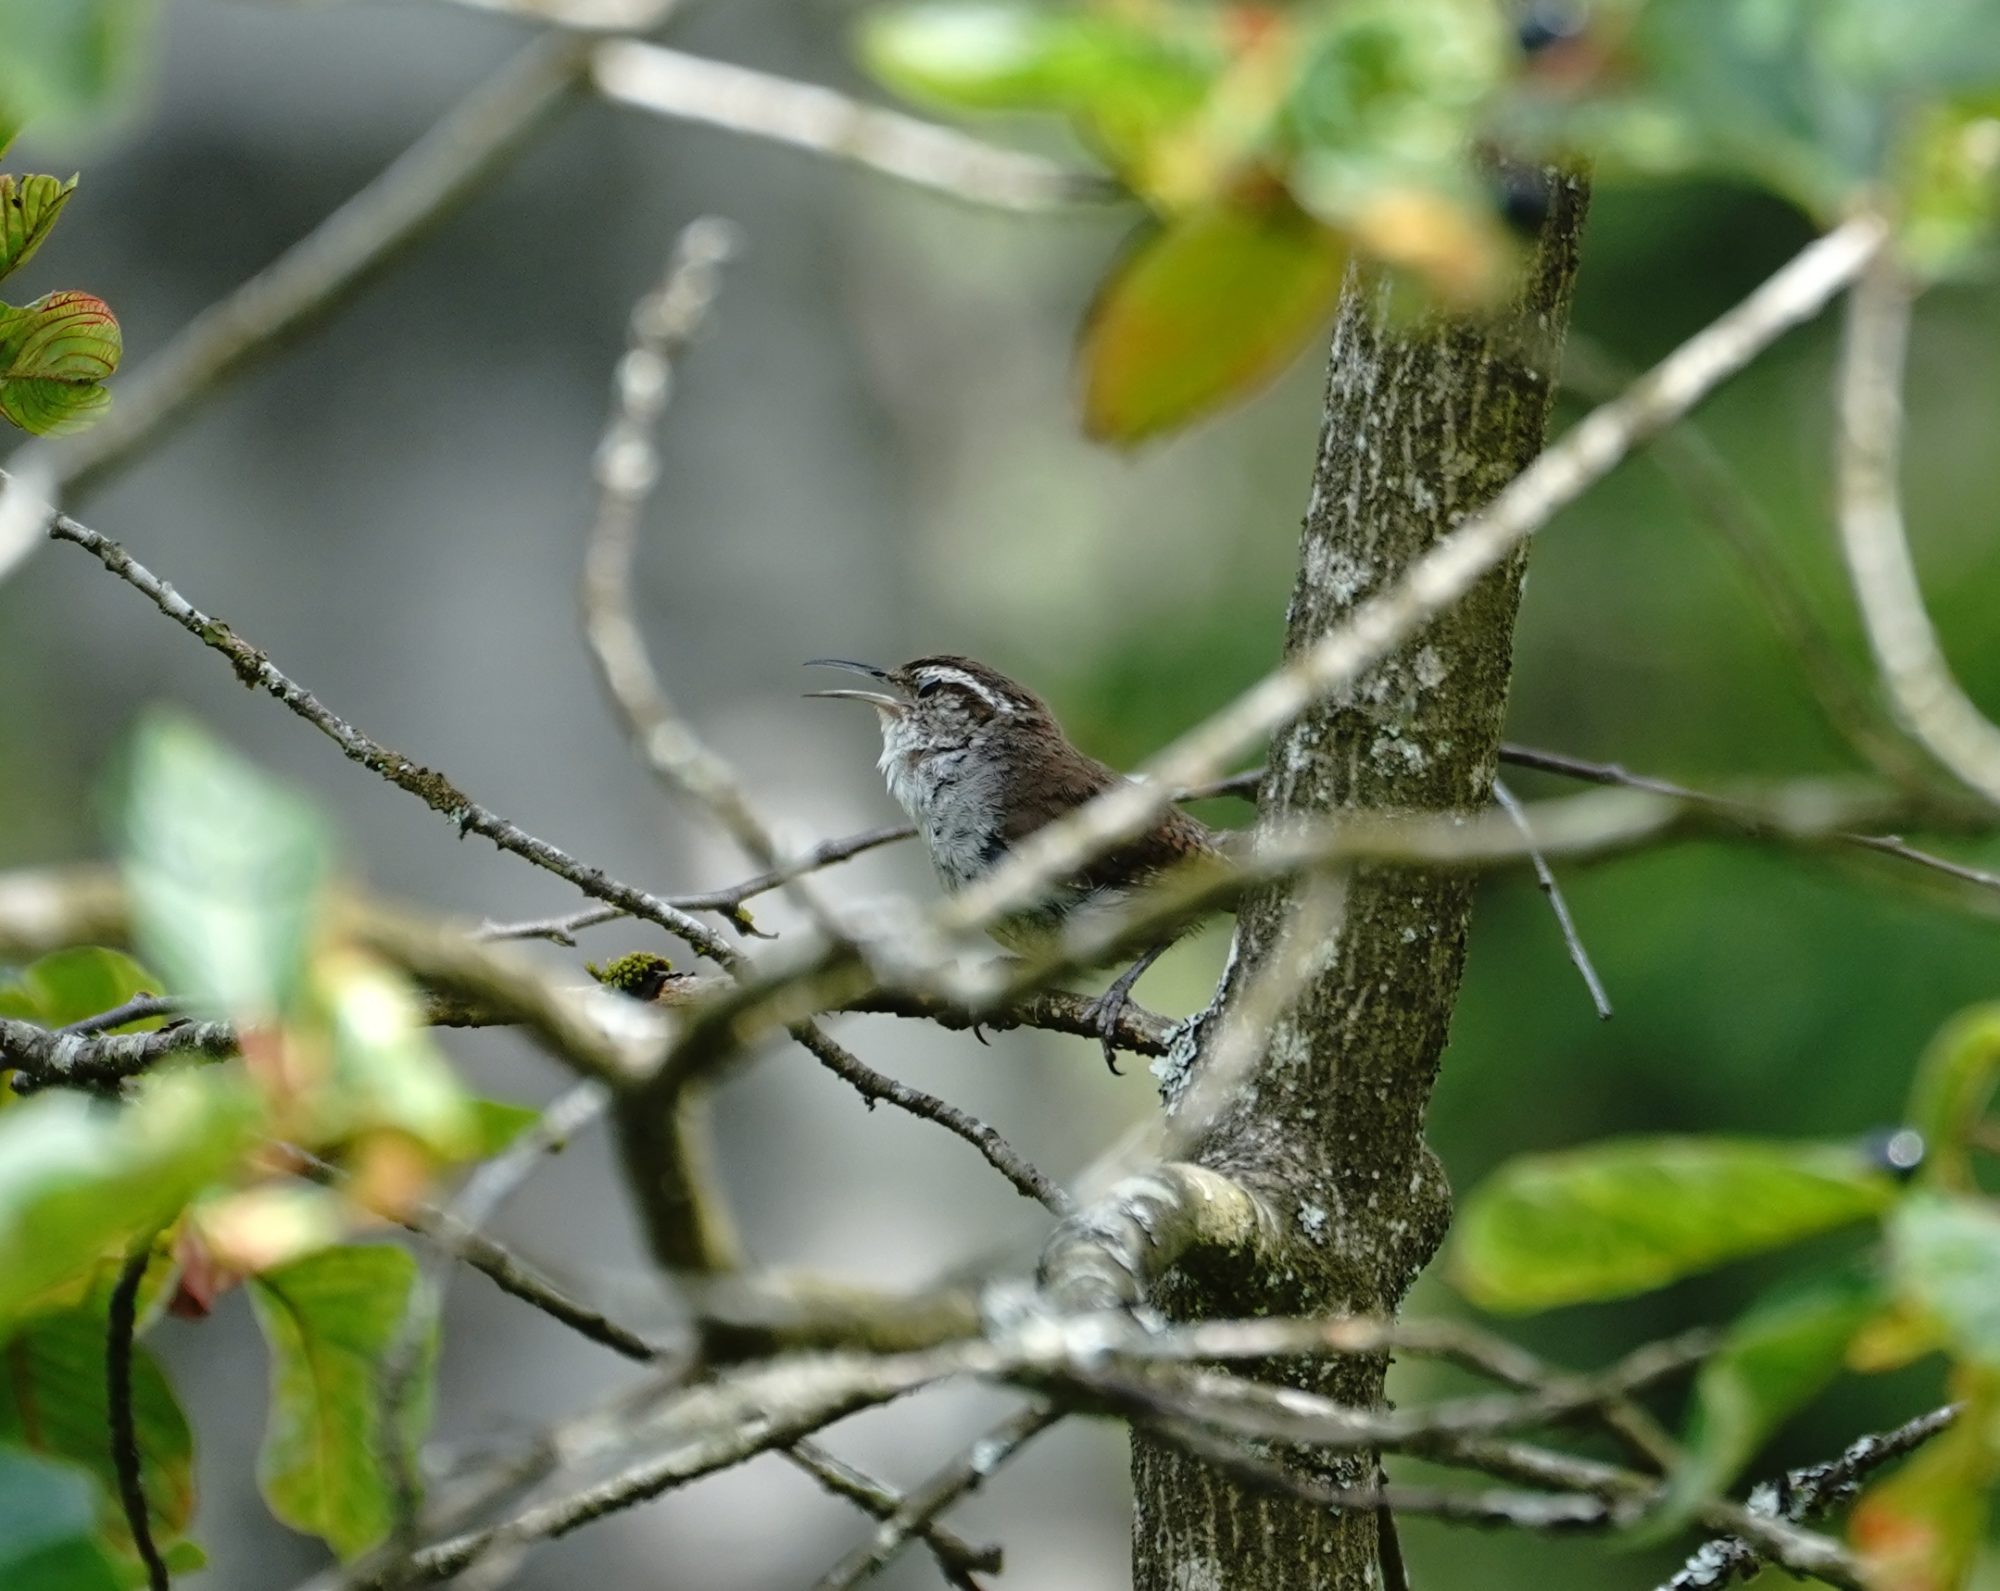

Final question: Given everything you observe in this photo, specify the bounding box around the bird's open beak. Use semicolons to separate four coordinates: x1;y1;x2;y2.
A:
803;659;906;715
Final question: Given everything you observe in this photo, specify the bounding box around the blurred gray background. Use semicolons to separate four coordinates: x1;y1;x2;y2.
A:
4;0;2000;1586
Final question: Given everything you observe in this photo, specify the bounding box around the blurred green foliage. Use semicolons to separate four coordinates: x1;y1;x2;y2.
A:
863;0;2000;437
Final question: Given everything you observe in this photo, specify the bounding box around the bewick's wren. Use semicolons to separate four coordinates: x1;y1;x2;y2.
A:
806;654;1221;1072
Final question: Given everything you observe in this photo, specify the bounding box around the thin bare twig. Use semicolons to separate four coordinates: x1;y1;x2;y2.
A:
292;1142;664;1364
593;40;1119;211
789;1440;1002;1586
1499;742;2000;895
785;1020;1067;1213
57;993;187;1036
303;1145;996;1586
36;509;738;969
581;218;852;951
428;0;675;27
1660;1403;1960;1591
1494;776;1612;1019
1835;245;2000;809
108;1245;171;1591
812;1403;1059;1591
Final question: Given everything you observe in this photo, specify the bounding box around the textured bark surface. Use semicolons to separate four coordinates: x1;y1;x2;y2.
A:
1133;177;1590;1591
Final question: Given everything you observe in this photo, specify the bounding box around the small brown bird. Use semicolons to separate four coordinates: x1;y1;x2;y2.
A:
805;654;1222;1071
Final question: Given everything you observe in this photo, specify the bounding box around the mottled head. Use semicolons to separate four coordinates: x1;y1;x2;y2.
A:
807;655;1054;747
805;654;1060;800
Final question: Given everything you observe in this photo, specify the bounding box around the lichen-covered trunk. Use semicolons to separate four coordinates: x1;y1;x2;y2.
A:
1132;178;1590;1590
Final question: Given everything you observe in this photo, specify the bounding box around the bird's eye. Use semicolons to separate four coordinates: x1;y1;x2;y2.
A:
915;679;941;699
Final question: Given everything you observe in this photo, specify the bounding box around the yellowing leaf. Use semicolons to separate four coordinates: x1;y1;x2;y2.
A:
249;1245;434;1560
1081;201;1347;444
0;289;119;435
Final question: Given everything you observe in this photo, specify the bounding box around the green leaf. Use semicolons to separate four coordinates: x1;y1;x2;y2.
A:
0;1073;259;1332
0;947;166;1030
1509;0;2000;246
0;1449;122;1591
1904;1004;2000;1191
1652;1265;1883;1533
0;0;154;130
120;713;331;1024
860;0;1213;117
0;1307;196;1564
1451;1136;1895;1312
860;0;1112;110
469;1097;543;1157
0;289;119;435
1888;1192;2000;1369
859;0;1217;192
1898;96;2000;278
0;173;75;284
249;1245;435;1560
1080;201;1347;444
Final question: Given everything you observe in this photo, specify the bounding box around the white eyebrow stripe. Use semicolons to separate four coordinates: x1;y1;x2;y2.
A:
917;667;1012;714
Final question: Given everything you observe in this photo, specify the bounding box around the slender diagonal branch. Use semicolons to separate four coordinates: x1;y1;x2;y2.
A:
593;40;1119;211
785;1020;1066;1213
1494;776;1612;1019
1835;245;2000;809
812;1403;1059;1591
581;218;850;946
1659;1404;1960;1591
36;509;738;968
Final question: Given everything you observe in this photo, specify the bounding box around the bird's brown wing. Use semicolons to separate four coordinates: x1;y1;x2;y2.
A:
996;748;1221;894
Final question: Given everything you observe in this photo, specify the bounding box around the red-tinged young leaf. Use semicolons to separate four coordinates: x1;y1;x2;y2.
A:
0;288;119;435
0;1307;197;1566
1851;1375;1998;1591
1081;201;1347;444
1451;1136;1896;1312
0;173;76;283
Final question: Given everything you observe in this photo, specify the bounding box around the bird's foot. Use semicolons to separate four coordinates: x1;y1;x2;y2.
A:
1077;987;1132;1076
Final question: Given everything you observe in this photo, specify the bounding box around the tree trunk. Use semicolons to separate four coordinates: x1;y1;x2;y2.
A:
1132;176;1591;1591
